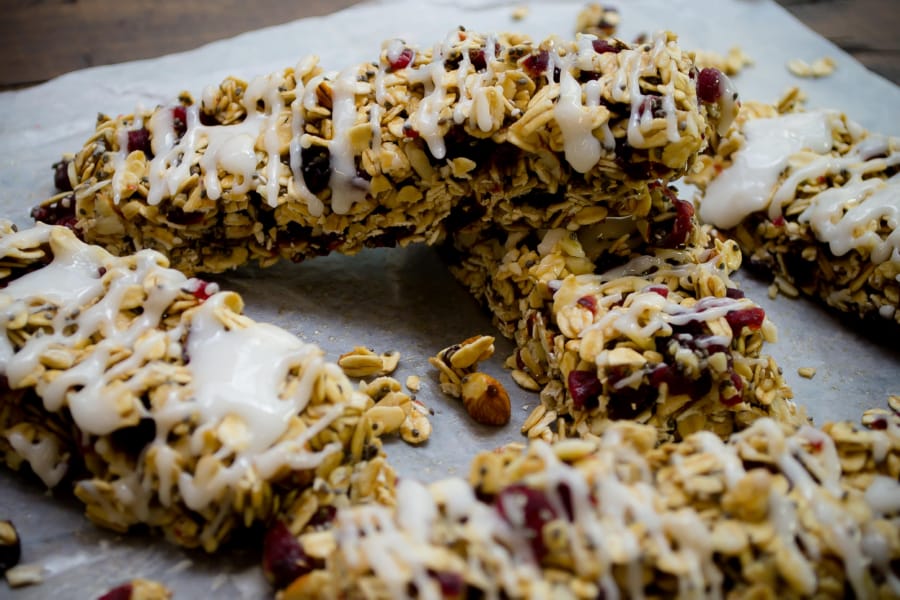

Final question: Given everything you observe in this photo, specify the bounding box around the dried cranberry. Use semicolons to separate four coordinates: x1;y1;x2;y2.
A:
53;159;72;191
657;197;695;248
696;68;725;103
724;288;745;299
299;145;331;195
469;48;487;71
772;215;786;227
262;521;316;589
388;47;414;71
555;482;575;521
427;569;465;598
867;417;889;431
403;124;420;139
592;39;623;54
187;279;217;301
495;484;558;561
576;295;598;313
522;50;550;79
172;106;188;138
127;128;152;156
306;505;337;529
31;195;78;229
97;583;133;600
644;284;669;298
567;370;603;410
724;307;765;336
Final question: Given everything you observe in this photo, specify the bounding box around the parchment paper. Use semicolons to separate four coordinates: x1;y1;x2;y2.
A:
1;0;898;597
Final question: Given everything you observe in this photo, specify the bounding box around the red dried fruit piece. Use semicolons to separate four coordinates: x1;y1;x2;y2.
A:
172;106;188;138
696;67;725;103
567;370;603;410
185;278;218;301
299;145;331;195
576;295;598;313
659;197;695;248
495;484;558;561
53;159;73;191
262;521;315;589
725;287;745;300
127;128;152;156
97;583;133;600
427;569;465;598
719;372;744;406
592;39;623;54
725;307;766;336
644;284;669;298
31;194;78;229
522;50;550;79
772;215;786;227
388;47;414;71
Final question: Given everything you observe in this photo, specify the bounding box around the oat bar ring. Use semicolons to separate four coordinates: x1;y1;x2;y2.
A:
37;30;735;275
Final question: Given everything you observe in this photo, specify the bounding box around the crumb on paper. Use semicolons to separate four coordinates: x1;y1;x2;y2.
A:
692;46;754;76
798;367;817;379
405;374;421;393
6;563;44;588
768;283;779;300
511;5;529;20
787;56;836;78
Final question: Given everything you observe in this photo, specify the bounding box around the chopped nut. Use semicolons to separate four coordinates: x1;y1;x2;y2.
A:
461;372;511;426
797;367;817;379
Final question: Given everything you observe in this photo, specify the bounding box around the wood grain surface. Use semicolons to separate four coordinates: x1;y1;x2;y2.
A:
0;0;897;89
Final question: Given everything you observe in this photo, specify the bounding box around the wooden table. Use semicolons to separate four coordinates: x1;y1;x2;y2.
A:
1;0;897;89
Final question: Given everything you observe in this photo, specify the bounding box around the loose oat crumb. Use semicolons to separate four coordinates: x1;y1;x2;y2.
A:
797;367;817;379
787;56;836;78
768;283;779;300
511;5;529;20
5;563;43;588
405;375;421;393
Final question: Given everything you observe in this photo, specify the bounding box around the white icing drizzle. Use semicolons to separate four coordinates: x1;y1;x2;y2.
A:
146;73;289;208
6;429;68;487
0;226;344;515
407;37;450;159
328;66;370;215
700;110;838;229
798;171;899;264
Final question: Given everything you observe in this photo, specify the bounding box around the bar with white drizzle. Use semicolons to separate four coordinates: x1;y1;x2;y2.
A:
690;105;900;326
442;205;801;443
0;223;392;552
37;30;733;275
281;416;900;599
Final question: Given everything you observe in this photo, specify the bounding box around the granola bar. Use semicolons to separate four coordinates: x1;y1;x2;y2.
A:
0;223;396;552
444;206;800;442
277;416;900;599
689;103;900;326
35;30;735;275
